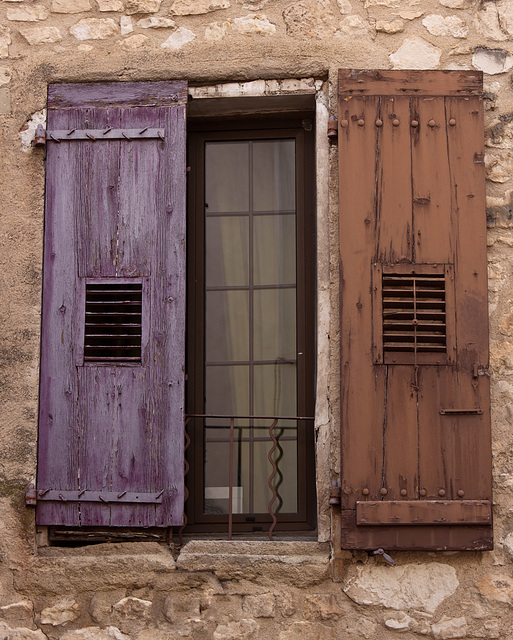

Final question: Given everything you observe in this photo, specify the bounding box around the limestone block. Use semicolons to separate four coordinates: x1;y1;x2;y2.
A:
162;593;201;623
336;0;352;13
335;15;372;38
119;32;147;48
89;591;126;625
475;5;508;41
476;574;513;604
304;594;344;620
390;38;441;70
70;18;119;39
485;150;513;183
111;597;152;620
431;616;468;639
0;86;10;115
213;619;258;640
384;611;416;631
161;26;196;50
125;0;162;14
502;531;513;556
242;594;275;618
97;0;125;10
0;68;12;85
40;598;79;626
170;0;230;15
19;26;62;45
473;48;513;75
136;16;175;27
120;16;133;33
375;19;404;33
364;0;400;6
498;0;513;36
398;10;423;20
205;14;276;40
422;14;468;38
0;621;46;640
0;27;11;58
276;593;295;617
439;0;469;7
278;621;334;640
243;0;269;9
343;563;459;613
51;0;92;13
282;0;337;39
6;5;49;21
60;627;130;640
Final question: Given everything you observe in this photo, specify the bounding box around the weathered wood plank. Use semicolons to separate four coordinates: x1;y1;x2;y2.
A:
37;106;82;526
411;96;453;264
357;500;491;525
339;70;483;96
375;96;412;263
48;81;188;109
339;96;386;513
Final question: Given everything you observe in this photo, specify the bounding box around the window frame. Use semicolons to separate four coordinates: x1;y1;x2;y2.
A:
185;113;317;534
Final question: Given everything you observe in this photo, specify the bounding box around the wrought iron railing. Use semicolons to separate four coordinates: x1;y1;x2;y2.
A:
181;414;314;542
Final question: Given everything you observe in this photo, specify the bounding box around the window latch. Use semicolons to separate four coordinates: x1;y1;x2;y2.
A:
373;548;396;566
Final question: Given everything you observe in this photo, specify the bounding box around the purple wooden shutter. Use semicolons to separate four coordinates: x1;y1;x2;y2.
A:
338;70;492;550
37;82;187;527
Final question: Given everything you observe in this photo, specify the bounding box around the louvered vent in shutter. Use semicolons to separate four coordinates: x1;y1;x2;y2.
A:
382;272;446;354
84;282;143;363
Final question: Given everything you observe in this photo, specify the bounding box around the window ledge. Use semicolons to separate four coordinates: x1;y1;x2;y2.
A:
176;540;331;586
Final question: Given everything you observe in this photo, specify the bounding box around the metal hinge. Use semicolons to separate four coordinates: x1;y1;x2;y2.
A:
32;126;165;146
329;480;341;506
26;486;172;506
327;116;338;143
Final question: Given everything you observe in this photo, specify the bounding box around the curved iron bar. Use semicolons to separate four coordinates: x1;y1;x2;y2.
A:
272;425;285;514
266;419;279;540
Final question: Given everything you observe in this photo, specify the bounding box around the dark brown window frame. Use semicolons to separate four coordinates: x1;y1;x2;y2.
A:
185;113;317;535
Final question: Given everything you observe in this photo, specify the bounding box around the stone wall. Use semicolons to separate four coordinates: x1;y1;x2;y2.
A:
2;0;513;639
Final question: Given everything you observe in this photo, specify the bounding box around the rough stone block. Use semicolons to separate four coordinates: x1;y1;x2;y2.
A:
389;37;441;69
304;594;345;621
476;574;513;604
19;26;62;45
375;19;404;33
282;0;337;39
40;598;79;626
60;627;130;640
422;14;468;37
475;4;508;41
242;594;275;618
97;0;125;10
6;5;49;21
160;27;196;50
120;16;133;34
125;0;162;14
0;601;33;621
111;597;152;620
0;621;46;640
485;150;513;183
335;15;373;38
498;0;513;36
118;34;149;49
473;48;513;75
0;28;11;59
51;0;92;13
431;616;468;639
343;562;459;613
70;18;119;39
213;619;258;640
439;0;470;7
89;590;126;625
170;0;230;15
205;14;276;40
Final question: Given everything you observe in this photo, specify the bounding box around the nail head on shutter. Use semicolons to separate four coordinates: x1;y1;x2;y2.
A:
362;488;370;496
457;490;465;497
428;119;436;128
341;119;349;128
420;488;427;497
449;118;456;126
400;489;407;496
438;489;446;497
358;119;365;127
380;488;388;496
393;118;400;126
411;120;419;128
375;119;383;127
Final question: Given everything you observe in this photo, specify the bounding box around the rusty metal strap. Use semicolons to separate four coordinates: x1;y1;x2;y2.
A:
36;490;168;504
45;128;165;142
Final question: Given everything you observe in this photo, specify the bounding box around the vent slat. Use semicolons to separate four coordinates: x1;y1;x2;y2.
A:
382;272;446;355
84;282;142;363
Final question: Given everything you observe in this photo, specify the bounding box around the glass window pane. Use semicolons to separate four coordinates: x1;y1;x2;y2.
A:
205;142;249;213
206;291;249;362
253;288;296;361
204;441;246;514
253;140;295;212
206;216;249;287
205;365;249;417
253;363;297;418
253;214;296;286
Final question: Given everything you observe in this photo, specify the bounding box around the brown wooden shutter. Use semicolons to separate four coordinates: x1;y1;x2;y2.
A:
338;70;492;551
37;81;187;527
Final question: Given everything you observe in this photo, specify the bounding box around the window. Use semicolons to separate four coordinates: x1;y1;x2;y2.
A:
185;115;316;534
